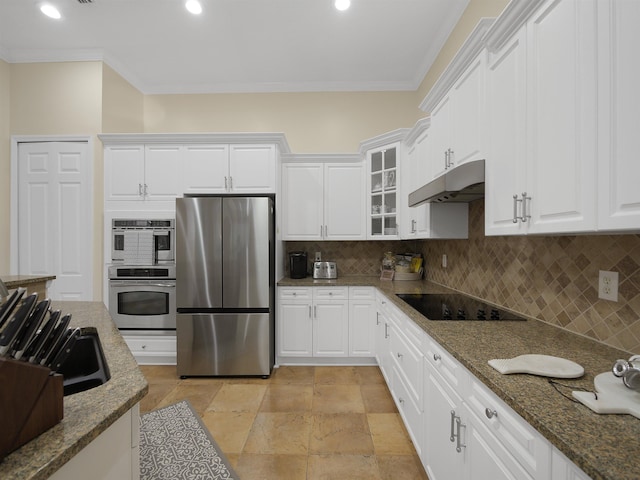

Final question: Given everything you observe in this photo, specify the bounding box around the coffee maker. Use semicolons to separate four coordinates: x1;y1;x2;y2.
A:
289;251;308;279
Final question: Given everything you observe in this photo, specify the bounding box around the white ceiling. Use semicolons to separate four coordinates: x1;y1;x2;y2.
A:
0;0;470;94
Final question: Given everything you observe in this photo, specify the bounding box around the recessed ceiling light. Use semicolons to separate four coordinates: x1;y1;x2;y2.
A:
335;0;351;11
40;3;61;19
185;0;203;15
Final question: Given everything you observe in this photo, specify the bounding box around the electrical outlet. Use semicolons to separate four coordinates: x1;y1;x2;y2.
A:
442;254;447;268
315;251;322;261
598;270;619;301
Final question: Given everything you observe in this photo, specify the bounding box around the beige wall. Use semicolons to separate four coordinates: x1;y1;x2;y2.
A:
0;59;10;274
144;91;422;153
102;63;144;133
416;0;510;105
9;61;104;299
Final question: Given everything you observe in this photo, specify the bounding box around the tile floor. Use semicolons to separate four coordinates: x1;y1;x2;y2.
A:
139;365;429;480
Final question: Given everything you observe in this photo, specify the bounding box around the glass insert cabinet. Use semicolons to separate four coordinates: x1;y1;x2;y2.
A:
368;144;398;238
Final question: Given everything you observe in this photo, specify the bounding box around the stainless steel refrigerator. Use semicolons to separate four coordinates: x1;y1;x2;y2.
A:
175;195;274;377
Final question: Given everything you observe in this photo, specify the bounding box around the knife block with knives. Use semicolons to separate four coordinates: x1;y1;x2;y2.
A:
0;357;63;459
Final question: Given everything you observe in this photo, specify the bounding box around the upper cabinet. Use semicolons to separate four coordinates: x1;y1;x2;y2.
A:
403;119;468;240
597;0;640;231
100;133;288;209
281;155;366;241
420;19;494;181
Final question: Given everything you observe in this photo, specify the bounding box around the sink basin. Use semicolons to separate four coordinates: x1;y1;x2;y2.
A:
58;327;111;396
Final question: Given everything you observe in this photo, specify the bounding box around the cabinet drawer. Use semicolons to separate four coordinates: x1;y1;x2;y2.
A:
349;286;375;300
313;286;348;300
124;335;176;353
423;336;468;395
390;329;423;405
467;377;549;479
392;364;423;456
279;287;313;300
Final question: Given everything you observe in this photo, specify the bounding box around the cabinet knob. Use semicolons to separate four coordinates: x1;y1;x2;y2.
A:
397;352;403;359
433;353;441;362
485;408;498;419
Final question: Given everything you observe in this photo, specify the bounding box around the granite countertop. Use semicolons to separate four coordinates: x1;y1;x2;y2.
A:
278;276;640;480
2;275;57;287
0;301;148;480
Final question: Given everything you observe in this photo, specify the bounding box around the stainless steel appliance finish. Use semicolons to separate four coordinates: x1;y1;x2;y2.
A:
108;265;176;330
176;195;274;377
112;218;175;264
313;261;337;279
408;159;485;206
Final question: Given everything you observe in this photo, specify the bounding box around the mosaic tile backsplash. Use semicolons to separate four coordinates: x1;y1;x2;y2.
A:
286;200;640;354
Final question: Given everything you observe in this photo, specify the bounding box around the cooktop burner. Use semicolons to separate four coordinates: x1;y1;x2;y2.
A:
396;293;525;321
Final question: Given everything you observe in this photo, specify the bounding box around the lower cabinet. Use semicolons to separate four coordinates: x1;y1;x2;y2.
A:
277;286;376;363
123;333;177;365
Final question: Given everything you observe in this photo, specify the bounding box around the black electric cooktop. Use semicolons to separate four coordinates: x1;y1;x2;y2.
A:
396;293;526;321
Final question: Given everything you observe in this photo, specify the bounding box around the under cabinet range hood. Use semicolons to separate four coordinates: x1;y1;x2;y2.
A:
408;159;485;206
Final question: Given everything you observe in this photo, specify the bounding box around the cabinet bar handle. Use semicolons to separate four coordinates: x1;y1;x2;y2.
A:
448;148;454;168
144;184;148;196
384;322;389;339
521;192;531;223
314;305;317;318
224;176;228;190
411;219;416;233
513;194;520;223
309;305;312;318
455;416;466;452
229;176;233;189
376;312;380;325
138;183;143;196
450;410;456;442
444;150;449;169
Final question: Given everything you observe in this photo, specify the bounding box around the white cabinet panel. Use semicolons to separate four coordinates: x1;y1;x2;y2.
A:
349;297;376;357
105;146;146;201
526;0;597;233
282;160;365;240
182;144;229;194
228;144;276;193
278;301;313;357
597;0;640;231
281;163;324;240
144;145;183;200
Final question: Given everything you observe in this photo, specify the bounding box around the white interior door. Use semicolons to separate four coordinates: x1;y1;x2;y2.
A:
17;141;92;300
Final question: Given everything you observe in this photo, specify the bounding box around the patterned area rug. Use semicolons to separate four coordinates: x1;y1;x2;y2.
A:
140;400;239;480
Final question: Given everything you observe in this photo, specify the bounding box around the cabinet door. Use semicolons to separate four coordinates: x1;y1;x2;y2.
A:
526;0;597;233
278;301;313;357
348;299;376;357
183;144;229;194
228;144;276;193
368;146;399;238
429;96;453;180
422;358;465;480
104;145;145;201
144;145;183;200
313;300;349;356
451;54;485;167
485;29;528;236
597;0;640;231
281;163;324;240
465;409;534;480
324;163;366;240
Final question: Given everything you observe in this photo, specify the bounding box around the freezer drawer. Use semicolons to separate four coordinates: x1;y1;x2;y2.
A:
176;313;273;377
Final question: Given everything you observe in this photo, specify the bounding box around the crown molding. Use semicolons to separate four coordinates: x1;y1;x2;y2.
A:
403;117;431;147
358;128;411;155
483;0;548;53
280;153;361;163
419;17;495;113
98;132;291;154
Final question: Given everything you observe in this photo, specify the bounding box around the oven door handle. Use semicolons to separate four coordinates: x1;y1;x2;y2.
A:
111;282;176;288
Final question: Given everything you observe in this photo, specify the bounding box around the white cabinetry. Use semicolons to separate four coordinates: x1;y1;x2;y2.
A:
313;287;349;356
367;144;400;238
375;291;392;384
551;447;591;480
597;0;640;231
348;287;376;357
281;156;366;240
403;119;469;240
123;333;177;365
182;144;229;194
277;286;375;364
485;0;598;235
429;53;486;179
227;144;276;193
105;145;182;202
422;334;542;480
